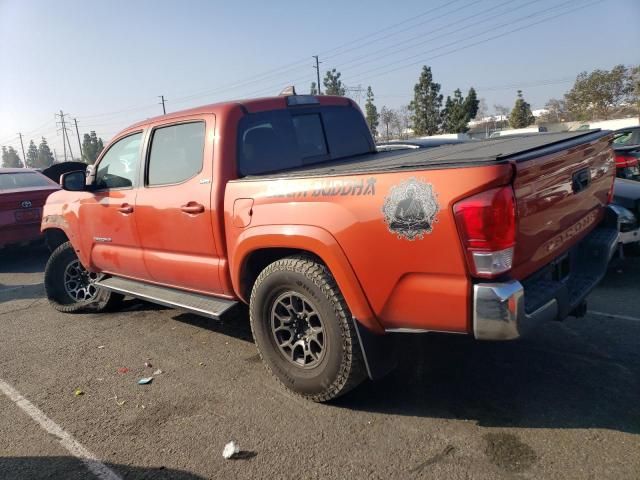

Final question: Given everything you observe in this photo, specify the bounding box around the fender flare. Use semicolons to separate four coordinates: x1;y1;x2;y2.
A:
230;224;383;334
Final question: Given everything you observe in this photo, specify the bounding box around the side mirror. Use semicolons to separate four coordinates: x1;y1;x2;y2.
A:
60;170;86;191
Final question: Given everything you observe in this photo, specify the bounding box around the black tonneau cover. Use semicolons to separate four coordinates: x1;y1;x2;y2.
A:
242;129;610;180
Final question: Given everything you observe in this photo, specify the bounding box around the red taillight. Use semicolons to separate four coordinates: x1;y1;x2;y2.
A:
454;186;516;278
615;154;639;169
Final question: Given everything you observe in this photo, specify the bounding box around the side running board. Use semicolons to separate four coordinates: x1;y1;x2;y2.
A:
96;276;238;319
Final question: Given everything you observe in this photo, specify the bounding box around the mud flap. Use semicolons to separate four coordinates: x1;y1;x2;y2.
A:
352;318;398;380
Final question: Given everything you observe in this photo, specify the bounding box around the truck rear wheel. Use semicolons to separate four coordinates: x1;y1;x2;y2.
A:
249;255;366;402
44;241;123;313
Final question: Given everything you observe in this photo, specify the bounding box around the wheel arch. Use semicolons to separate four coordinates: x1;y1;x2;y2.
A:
231;225;382;334
43;227;69;252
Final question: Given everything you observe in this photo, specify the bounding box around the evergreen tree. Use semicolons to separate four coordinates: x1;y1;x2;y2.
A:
310;82;318;95
2;146;23;167
409;66;443;136
464;87;479;121
323;69;345;96
1;146;8;167
364;86;379;138
36;137;55;168
509;90;535;128
441;89;475;133
26;140;38;168
81;131;105;164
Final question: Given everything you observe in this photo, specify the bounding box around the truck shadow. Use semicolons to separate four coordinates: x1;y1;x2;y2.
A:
0;244;49;274
0;456;208;479
336;320;640;434
0;283;44;303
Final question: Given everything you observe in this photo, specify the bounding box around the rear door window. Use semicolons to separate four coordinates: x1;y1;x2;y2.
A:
237;105;373;176
147;122;205;186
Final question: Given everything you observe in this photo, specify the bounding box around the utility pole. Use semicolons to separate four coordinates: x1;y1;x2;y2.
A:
312;55;322;95
158;95;167;114
55;110;74;162
73;118;83;161
17;133;27;167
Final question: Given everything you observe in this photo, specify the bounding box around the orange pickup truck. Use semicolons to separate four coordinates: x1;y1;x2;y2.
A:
41;92;619;401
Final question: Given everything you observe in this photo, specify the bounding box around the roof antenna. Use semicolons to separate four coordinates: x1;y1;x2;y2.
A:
278;85;297;96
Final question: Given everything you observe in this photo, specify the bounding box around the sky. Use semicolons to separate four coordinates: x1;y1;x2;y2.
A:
1;0;638;160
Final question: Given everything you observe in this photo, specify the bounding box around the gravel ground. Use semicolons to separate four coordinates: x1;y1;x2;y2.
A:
0;245;638;479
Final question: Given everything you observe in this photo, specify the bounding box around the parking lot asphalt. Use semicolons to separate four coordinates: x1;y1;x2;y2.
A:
0;246;639;480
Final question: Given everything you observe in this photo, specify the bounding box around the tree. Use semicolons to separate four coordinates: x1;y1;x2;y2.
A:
2;146;22;167
364;86;379;138
36;137;55;168
538;98;569;123
379;106;397;141
440;87;479;133
441;89;468;133
565;65;630;120
396;105;411;139
463;87;479;121
475;98;489;121
626;65;640;121
81;131;104;164
323;69;345;96
509;90;535;128
310;82;318;95
409;65;443;136
26;140;38;168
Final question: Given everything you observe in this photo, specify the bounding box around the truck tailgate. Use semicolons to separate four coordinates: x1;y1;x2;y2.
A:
510;132;614;279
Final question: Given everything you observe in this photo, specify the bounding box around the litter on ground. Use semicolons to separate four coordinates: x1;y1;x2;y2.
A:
223;441;240;459
117;367;129;374
74;388;84;396
153;369;163;375
138;377;153;385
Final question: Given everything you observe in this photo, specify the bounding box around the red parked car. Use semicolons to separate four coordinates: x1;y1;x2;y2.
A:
0;168;60;249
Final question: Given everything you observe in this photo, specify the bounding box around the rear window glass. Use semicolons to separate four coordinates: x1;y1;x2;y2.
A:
0;172;51;190
237;105;373;176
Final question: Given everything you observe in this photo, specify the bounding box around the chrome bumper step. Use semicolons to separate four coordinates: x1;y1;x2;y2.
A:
96;276;238;319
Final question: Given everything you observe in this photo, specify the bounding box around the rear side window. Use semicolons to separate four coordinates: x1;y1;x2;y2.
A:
0;172;51;190
238;105;373;176
147;122;205;186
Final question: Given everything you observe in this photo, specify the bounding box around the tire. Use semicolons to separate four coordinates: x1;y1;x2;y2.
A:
250;255;366;402
44;241;123;313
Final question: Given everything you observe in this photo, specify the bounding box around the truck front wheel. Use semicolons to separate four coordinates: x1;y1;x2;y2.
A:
44;241;123;313
250;255;366;402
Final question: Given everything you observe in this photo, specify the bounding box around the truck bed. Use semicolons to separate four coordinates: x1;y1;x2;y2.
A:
242;130;609;179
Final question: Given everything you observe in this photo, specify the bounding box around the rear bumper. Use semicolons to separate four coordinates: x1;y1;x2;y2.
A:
473;213;619;341
0;223;43;249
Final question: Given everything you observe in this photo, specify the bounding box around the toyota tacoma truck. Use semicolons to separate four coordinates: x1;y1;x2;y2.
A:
41;91;619;402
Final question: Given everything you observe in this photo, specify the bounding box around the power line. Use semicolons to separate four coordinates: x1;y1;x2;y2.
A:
347;0;601;84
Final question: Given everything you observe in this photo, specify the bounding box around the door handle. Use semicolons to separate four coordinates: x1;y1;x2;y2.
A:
118;203;134;214
181;202;205;214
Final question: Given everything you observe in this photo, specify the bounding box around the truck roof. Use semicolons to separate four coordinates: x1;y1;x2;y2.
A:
121;95;352;135
240;130;610;179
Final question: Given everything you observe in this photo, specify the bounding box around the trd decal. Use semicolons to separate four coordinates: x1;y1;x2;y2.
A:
266;177;376;198
382;177;440;241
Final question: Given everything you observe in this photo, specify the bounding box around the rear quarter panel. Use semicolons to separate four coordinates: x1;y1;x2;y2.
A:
225;164;512;333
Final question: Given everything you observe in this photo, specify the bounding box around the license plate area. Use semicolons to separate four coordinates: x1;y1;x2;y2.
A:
14;208;41;222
